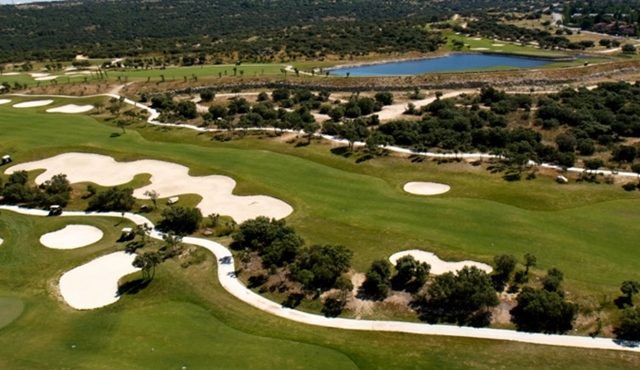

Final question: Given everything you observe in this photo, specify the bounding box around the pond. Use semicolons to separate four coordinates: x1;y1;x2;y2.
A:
330;54;563;76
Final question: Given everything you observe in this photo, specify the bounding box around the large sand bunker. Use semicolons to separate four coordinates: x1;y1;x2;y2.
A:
59;251;140;309
13;100;54;108
35;76;58;81
46;104;94;114
0;237;3;245
0;99;11;105
390;250;493;275
403;182;450;195
40;225;103;249
7;153;293;223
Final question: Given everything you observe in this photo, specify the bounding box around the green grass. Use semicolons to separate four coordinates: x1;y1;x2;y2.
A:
1;210;639;369
1;100;640;295
443;31;571;58
0;297;24;329
2;98;640;366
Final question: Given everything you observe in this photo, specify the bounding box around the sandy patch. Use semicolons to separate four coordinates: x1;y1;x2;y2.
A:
40;225;103;249
13;100;54;108
471;47;489;51
59;251;140;309
65;71;91;75
7;153;293;223
403;181;450;195
35;76;59;81
0;99;11;105
29;73;50;78
390;250;493;275
46;104;94;114
471;37;482;40
0;237;3;245
3;72;20;76
492;43;505;46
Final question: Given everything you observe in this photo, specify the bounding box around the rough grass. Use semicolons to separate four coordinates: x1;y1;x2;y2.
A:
0;297;24;329
1;211;640;369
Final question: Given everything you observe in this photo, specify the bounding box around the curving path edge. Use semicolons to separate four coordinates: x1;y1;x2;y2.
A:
9;91;640;179
1;204;639;353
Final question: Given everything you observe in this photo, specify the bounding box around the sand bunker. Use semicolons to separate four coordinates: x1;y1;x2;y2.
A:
46;104;94;114
403;182;450;195
13;100;54;108
471;47;489;51
492;43;505;46
3;72;20;76
40;225;103;249
29;73;50;78
59;251;140;309
65;71;91;75
471;37;482;40
35;76;58;81
390;250;493;275
7;153;293;223
0;99;11;105
0;237;3;245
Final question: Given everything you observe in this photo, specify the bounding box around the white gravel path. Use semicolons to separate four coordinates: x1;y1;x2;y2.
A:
1;205;639;352
13;100;54;108
59;251;140;309
46;104;94;114
39;225;103;249
6;153;292;223
403;182;450;195
389;250;493;275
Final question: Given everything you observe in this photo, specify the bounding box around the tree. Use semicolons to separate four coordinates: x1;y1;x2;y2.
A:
143;190;160;208
116;119;128;134
87;187;135;212
394;255;430;287
510;286;578;334
543;268;564;292
302;122;320;143
621;280;640;302
175;101;198;119
200;89;215;102
293;244;352;290
419;266;499;326
162;232;183;254
374;91;394;106
208;105;227;120
615;306;640;341
622;44;637;54
523;253;536;274
555;133;577;153
362;259;393;300
133;251;162;281
493;254;517;278
159;206;203;235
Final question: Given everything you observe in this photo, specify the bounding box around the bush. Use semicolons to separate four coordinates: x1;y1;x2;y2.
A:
87;187;135;212
159;206;203;235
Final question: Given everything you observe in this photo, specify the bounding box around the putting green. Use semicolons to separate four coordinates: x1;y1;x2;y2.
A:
0;297;24;330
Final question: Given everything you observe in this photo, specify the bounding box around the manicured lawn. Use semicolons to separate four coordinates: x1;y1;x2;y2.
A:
442;31;571;58
1;101;640;297
1;211;639;369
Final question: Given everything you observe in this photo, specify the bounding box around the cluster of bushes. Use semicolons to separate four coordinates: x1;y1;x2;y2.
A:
232;217;353;297
0;171;71;208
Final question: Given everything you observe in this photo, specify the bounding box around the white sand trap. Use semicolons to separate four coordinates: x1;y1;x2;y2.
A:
0;237;3;245
0;99;11;105
492;43;505;46
3;72;20;76
13;100;54;108
403;181;450;195
29;73;50;78
390;250;493;275
471;47;489;51
65;71;91;75
46;104;94;114
40;225;103;249
59;251;140;309
471;37;482;40
7;153;293;223
35;76;59;81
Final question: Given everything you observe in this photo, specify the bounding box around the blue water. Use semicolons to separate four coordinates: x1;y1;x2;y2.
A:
331;54;558;76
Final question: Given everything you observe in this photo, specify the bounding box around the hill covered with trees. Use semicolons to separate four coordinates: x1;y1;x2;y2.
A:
0;0;537;63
